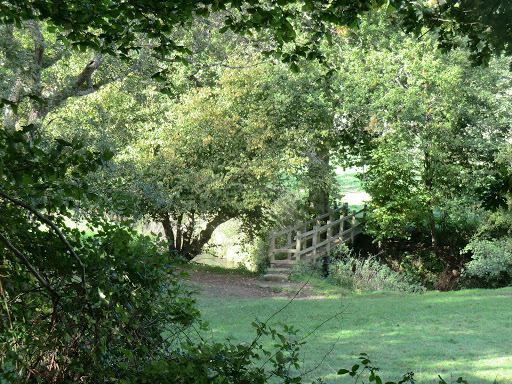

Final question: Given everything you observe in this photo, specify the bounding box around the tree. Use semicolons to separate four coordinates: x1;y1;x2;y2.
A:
57;62;338;259
324;11;512;283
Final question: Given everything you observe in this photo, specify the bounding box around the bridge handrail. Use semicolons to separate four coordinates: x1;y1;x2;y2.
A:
268;205;366;265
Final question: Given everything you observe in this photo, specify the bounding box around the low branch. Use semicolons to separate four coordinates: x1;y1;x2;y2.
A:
0;190;87;294
0;231;59;298
50;53;141;110
49;52;103;110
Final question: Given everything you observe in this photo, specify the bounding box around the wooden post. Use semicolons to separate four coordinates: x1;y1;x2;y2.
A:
295;230;302;262
287;230;292;249
340;211;345;237
326;220;332;256
269;231;275;265
312;225;318;260
351;210;356;244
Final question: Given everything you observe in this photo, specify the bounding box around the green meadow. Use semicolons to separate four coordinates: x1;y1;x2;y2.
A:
196;288;512;383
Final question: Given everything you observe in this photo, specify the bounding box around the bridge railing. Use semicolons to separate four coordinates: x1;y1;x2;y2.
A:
268;204;366;266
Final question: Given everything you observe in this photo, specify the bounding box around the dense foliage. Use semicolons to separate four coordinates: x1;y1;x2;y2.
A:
322;12;512;288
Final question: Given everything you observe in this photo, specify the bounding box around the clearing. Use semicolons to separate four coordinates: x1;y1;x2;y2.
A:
186;268;512;384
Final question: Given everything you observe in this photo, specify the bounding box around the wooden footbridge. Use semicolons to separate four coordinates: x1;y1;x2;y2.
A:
264;204;366;281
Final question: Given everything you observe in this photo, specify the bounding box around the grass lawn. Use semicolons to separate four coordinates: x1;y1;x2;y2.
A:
196;287;512;383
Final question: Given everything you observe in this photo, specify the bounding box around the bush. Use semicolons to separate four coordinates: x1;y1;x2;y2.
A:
328;246;425;293
1;218;199;383
462;238;512;287
1;216;316;383
245;236;271;274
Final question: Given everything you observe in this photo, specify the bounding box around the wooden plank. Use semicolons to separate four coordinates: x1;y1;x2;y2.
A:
272;259;295;266
295;230;302;262
327;219;332;256
312;225;318;259
273;227;294;237
299;228;317;238
273;248;297;253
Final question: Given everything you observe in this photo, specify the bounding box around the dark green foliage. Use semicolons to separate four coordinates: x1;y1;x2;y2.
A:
399;1;512;67
1;216;311;382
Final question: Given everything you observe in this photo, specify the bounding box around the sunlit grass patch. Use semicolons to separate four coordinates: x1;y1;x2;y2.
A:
196;287;512;383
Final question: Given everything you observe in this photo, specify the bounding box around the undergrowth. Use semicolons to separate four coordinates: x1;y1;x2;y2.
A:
290;245;425;294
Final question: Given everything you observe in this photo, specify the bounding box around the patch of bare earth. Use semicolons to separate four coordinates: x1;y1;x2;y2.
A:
184;270;319;299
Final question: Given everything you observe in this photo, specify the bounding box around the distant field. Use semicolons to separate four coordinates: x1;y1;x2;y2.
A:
336;167;370;209
196;287;512;383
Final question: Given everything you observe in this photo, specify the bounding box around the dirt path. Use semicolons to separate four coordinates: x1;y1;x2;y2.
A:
185;270;318;299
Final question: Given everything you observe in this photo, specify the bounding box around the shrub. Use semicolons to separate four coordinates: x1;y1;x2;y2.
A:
246;236;271;274
1;218;199;383
288;259;324;281
462;238;512;287
328;246;425;293
1;215;315;383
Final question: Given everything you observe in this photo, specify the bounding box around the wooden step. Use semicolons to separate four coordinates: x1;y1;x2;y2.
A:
261;273;289;282
271;259;295;267
266;267;292;274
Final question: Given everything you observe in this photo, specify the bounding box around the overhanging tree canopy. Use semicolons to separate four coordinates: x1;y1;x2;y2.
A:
1;1;511;79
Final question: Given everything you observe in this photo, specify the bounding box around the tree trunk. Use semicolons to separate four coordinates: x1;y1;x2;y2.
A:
184;213;232;259
181;211;195;250
424;150;438;252
160;212;176;254
175;213;183;252
307;145;331;216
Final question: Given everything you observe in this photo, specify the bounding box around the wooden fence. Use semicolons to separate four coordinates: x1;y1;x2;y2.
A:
268;204;366;267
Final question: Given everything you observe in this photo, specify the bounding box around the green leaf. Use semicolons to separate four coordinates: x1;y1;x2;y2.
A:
151;72;166;82
21;124;35;133
337;369;350;375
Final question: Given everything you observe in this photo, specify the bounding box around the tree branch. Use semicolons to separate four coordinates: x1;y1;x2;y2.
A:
49;52;103;110
0;231;59;298
49;53;141;110
0;190;87;294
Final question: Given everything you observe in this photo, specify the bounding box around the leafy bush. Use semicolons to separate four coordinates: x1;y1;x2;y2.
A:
244;236;271;274
1;217;313;383
0;218;198;383
288;259;324;281
328;246;425;293
462;238;512;287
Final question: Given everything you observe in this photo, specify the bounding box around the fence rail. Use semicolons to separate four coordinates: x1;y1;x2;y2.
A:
268;204;366;266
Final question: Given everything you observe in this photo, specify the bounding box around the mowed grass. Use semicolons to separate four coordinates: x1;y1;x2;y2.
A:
196;288;512;383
